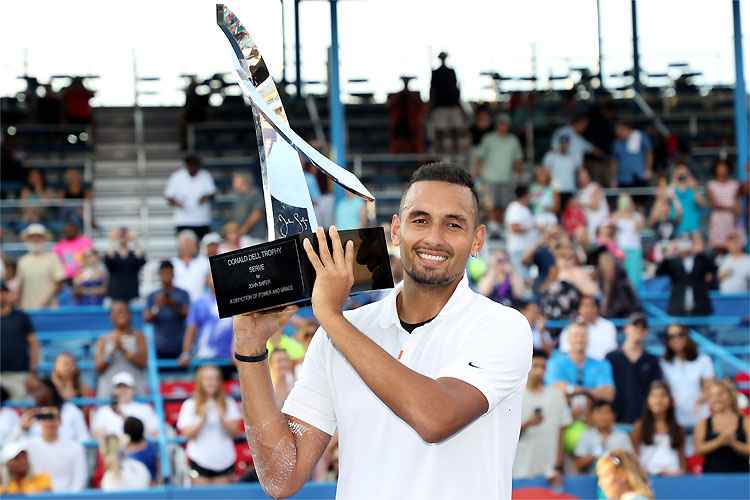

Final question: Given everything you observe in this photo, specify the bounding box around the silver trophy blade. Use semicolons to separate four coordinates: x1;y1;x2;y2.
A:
216;4;374;241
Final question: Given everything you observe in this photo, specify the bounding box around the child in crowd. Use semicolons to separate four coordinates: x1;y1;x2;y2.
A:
574;400;633;473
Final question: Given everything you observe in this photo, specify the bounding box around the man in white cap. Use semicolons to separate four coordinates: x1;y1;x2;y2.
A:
24;405;88;492
90;372;159;439
16;223;65;309
0;441;52;494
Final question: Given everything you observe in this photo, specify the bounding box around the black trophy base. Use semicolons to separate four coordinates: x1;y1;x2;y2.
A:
209;227;394;318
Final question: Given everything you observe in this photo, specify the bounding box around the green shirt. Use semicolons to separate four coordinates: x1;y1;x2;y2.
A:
478;132;523;183
267;335;306;360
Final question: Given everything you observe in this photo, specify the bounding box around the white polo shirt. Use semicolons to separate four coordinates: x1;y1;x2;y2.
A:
164;168;216;226
282;276;532;500
559;317;618;361
171;255;210;301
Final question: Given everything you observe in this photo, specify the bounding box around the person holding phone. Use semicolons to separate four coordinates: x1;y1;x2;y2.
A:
513;350;571;484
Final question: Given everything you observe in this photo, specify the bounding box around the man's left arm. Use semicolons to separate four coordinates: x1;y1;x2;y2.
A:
303;227;531;443
72;443;89;492
589;360;615;402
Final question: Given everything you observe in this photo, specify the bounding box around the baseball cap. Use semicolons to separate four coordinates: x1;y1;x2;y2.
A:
627;312;648;329
21;223;50;240
0;441;27;463
202;232;222;246
112;372;135;387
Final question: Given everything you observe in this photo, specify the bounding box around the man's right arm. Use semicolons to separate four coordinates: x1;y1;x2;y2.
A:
234;309;331;499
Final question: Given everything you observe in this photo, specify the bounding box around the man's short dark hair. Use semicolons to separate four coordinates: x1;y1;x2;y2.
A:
185;154;202;167
532;349;548;360
400;162;479;220
514;184;529;199
591;399;614;412
159;260;174;271
123;416;145;442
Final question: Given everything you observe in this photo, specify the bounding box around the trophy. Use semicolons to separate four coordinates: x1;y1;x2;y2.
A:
210;4;393;318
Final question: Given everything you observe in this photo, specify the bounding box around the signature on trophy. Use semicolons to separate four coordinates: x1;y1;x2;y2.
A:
277;212;310;238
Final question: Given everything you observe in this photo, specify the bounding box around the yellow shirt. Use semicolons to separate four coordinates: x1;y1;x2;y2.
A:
0;473;52;494
17;251;65;309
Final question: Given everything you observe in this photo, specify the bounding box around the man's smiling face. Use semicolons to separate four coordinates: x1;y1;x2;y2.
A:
391;180;485;288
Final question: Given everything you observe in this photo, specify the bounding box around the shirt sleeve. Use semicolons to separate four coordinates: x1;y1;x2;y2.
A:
186;300;202;328
203;172;217;196
512;136;523;161
544;356;565;386
226;397;242;421
51;254;66;282
164;172;178;198
21;312;35;337
699;355;715;379
595;359;615;388
437;307;533;413
642;134;653;153
575;430;593;457
282;328;337;435
176;399;199;430
71;442;88;492
66;404;91;442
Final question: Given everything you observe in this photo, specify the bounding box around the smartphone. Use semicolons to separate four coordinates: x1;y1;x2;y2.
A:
534;408;543;418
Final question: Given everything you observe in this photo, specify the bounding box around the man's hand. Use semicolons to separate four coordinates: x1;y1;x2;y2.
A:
233;306;298;356
302;226;354;324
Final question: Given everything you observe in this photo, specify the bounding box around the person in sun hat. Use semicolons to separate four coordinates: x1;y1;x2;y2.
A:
0;440;52;494
16;223;65;309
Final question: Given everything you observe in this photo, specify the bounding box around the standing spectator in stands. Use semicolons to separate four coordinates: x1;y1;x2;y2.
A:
474;113;523;217
91;372;159;439
144;260;190;361
335;190;366;230
17;377;90;442
16;224;65;309
61;77;93;124
51;352;92;400
559;296;617;361
576;167;609;240
606;314;663;424
270;349;297;406
477;250;526;306
504;185;538;276
546;321;615;402
595;450;653;500
596;251;641;319
25;405;88;492
660;324;714;428
0;441;53;494
551;114;600;167
718;230;750;293
543;134;580;206
180;274;233;365
61;168;93;226
20;169;56;228
100;433;151;491
522;225;561;295
94;302;148;398
165;154;216;241
53;222;93;282
694;379;749;473
670;163;706;236
429;52;464;154
0;388;20;444
612;194;644;289
177;365;242;485
124;416;159;483
631;381;686;475
469;104;493;146
519;301;554;354
104;228;146;303
574;400;633;473
707;159;741;250
72;249;107;305
656;233;716;316
218;222;251;254
648;175;682;256
0;281;39;400
530;166;559;228
513;350;571;482
171;230;210;301
231;172;266;244
610;122;653;188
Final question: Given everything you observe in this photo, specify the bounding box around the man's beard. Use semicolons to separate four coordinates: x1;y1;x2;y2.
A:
403;263;463;288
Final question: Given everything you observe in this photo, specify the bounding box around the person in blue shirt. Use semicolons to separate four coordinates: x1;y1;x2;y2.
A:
123;416;159;483
610;122;653;188
545;321;615;402
181;274;233;365
144;261;191;362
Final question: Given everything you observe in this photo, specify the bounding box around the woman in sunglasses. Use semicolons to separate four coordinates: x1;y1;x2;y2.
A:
659;324;714;428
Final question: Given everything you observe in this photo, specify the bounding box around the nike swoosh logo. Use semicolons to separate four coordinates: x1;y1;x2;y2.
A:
468;362;481;369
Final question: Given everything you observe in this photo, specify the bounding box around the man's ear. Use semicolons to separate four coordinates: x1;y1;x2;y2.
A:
390;214;401;247
472;224;486;256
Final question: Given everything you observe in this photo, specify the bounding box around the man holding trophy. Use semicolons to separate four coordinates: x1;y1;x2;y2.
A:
214;5;531;499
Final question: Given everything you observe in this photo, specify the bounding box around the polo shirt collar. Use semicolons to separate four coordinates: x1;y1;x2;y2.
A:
377;273;473;329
